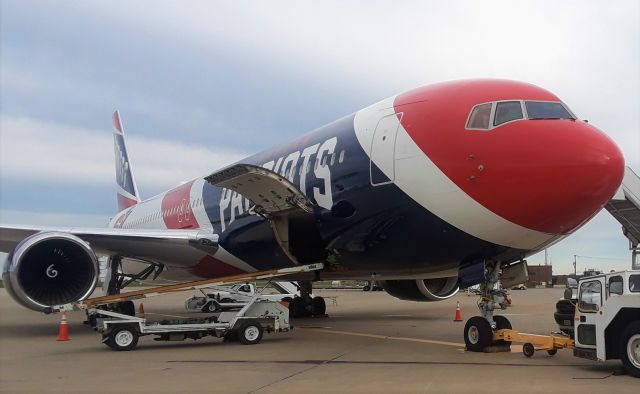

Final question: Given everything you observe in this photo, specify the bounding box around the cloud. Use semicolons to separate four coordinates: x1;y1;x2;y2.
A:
2;0;637;167
0;115;248;193
0;0;638;277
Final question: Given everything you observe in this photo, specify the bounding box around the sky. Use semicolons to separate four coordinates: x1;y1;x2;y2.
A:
1;0;638;275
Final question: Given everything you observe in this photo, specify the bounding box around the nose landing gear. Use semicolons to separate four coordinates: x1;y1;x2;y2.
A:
463;260;513;352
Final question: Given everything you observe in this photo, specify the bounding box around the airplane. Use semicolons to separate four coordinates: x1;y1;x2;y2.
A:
0;79;625;351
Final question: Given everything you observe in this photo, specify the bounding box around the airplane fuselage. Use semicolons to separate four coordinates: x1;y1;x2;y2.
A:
109;79;625;283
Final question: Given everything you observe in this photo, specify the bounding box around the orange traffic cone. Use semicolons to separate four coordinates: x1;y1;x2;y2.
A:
453;301;463;322
138;303;145;318
56;312;70;341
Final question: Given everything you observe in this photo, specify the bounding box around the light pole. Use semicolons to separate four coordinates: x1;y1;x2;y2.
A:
573;255;577;276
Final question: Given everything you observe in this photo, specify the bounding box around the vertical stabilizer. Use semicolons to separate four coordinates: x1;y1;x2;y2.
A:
112;111;141;212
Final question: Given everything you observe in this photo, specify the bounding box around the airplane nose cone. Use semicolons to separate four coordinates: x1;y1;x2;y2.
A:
470;121;625;234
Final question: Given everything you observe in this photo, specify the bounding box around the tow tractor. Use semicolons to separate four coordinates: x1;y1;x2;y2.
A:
490;270;640;378
51;263;323;351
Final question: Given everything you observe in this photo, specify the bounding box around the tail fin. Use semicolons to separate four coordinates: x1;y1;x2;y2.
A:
112;111;140;212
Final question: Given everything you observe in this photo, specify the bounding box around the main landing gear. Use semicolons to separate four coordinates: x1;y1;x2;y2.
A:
464;260;513;352
287;281;327;318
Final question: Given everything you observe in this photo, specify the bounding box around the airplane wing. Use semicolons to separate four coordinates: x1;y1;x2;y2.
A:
0;225;218;260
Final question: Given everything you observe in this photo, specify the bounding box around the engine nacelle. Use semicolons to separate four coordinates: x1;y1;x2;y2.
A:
381;277;459;301
2;232;99;311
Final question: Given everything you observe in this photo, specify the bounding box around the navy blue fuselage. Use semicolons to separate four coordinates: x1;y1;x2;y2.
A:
198;114;526;279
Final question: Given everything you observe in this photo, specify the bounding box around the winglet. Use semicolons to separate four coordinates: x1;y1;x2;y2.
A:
112;111;140;212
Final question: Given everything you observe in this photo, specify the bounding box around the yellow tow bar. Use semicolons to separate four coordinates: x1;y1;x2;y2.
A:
493;329;575;357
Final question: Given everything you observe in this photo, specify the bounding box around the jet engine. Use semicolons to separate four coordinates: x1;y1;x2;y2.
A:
380;277;459;301
2;232;99;311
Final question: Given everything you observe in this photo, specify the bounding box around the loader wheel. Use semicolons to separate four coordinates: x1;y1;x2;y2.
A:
522;343;535;358
238;319;264;345
202;302;218;313
223;330;238;342
492;315;512;347
464;316;492;352
106;325;139;351
620;321;640;378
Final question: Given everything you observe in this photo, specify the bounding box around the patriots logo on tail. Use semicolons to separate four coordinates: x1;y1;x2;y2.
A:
112;111;140;212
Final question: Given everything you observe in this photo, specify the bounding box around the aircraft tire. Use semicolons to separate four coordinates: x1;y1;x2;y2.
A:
311;296;326;315
289;298;307;318
492;315;512;347
117;301;135;316
464;316;492;352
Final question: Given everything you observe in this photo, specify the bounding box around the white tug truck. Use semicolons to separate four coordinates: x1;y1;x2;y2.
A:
571;270;640;377
495;270;639;377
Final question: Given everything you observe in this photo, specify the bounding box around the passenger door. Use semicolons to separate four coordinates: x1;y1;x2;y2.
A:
370;113;402;186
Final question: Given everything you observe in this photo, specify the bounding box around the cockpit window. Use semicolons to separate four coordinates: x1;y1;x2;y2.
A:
494;101;524;126
525;101;574;120
466;103;492;129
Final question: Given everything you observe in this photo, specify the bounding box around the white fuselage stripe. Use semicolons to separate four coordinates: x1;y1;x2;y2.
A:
353;96;555;250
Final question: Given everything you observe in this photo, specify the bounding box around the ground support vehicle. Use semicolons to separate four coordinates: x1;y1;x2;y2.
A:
51;263;323;351
477;270;640;378
184;282;295;313
571;270;640;377
95;294;289;350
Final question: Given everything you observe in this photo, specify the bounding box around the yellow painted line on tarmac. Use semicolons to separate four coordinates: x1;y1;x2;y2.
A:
299;327;465;348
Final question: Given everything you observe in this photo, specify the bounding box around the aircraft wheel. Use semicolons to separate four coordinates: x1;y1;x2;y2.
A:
311;296;326;315
238;319;264;345
523;343;535;358
464;316;492;352
620;321;640;378
116;301;135;316
106;325;139;351
492;315;512;347
289;298;306;318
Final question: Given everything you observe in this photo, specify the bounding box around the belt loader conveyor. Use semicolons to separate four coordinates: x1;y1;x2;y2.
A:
50;263;323;351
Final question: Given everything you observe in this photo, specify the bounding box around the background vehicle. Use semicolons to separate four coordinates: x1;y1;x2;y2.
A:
361;281;384;292
554;278;578;337
185;283;294;313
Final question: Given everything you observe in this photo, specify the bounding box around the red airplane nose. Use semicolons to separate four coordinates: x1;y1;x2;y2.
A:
461;120;625;234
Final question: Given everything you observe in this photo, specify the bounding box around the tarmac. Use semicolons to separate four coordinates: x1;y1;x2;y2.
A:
0;287;637;393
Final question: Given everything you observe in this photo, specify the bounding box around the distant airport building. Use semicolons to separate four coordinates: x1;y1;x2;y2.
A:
526;264;553;287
